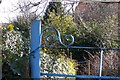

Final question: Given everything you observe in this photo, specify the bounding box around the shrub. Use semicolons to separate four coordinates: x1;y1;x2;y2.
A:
41;50;77;75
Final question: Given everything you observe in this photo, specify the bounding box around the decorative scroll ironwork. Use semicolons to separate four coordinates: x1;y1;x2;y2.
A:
41;27;74;47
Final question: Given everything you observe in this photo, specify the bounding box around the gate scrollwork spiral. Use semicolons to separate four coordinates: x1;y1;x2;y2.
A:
41;27;74;47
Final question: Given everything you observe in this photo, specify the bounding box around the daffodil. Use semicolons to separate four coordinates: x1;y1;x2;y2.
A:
7;24;14;31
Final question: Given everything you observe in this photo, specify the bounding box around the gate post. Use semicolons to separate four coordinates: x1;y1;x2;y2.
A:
30;20;41;78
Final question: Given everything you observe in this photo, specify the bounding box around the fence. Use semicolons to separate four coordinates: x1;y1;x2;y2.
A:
30;20;120;79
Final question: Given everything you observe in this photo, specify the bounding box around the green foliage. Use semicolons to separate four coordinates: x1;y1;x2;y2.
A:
42;1;76;34
41;50;77;75
43;2;63;23
2;24;25;78
42;11;76;35
42;1;77;47
69;15;119;62
76;15;119;48
42;10;77;49
2;16;30;78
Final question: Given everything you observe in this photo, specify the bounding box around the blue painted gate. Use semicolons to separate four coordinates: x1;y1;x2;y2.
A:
30;20;120;79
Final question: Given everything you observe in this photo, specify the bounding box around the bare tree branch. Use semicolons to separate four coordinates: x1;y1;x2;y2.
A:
0;0;2;4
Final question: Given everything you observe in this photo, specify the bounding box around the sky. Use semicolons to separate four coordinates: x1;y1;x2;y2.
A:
0;0;50;23
0;0;20;23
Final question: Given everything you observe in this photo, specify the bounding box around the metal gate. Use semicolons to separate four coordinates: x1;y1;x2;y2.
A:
30;20;120;79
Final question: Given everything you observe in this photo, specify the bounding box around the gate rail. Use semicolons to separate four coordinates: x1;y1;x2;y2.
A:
41;73;120;79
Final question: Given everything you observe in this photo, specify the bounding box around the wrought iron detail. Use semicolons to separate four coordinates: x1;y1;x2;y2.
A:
41;27;74;47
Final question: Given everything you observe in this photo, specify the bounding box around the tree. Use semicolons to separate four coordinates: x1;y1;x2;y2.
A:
43;2;63;21
41;2;77;59
16;0;77;21
74;2;119;48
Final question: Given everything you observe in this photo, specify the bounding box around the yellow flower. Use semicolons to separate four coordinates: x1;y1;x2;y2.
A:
7;24;14;31
44;48;47;52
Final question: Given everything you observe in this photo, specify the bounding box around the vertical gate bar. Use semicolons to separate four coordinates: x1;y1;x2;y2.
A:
30;20;41;78
88;60;90;75
99;49;103;79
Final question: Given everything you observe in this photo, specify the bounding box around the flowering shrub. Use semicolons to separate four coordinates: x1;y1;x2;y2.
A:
2;24;25;77
41;51;77;75
3;31;24;55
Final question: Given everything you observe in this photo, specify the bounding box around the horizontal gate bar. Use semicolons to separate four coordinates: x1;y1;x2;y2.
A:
41;73;120;79
41;45;120;50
